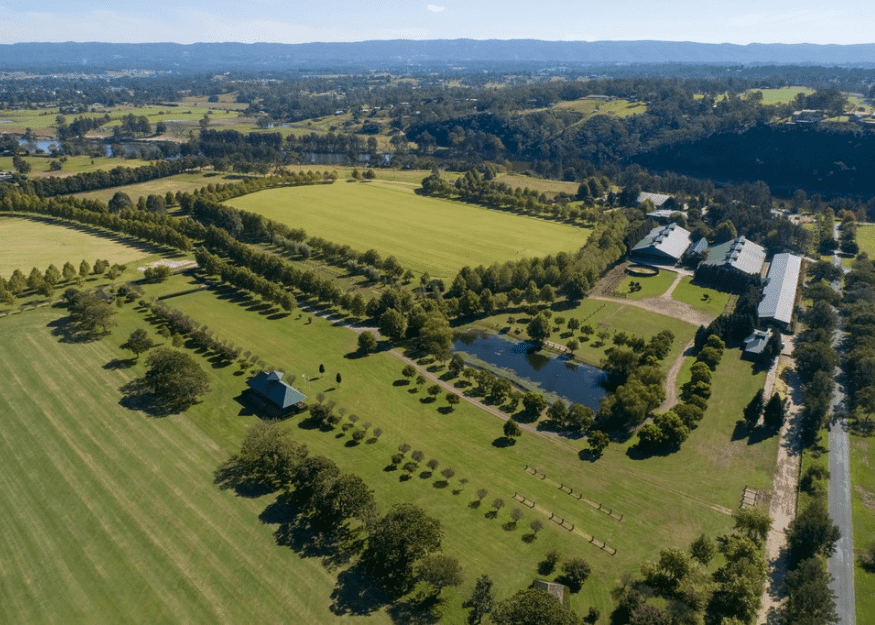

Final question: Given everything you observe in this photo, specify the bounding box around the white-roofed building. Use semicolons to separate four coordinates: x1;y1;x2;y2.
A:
758;253;802;328
630;223;692;264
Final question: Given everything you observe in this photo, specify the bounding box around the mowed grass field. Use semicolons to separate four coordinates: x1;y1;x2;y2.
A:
0;310;364;624
857;224;875;258
225;181;590;278
0;216;152;275
851;435;875;622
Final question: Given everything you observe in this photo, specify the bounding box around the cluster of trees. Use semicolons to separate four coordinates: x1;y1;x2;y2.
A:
596;329;675;434
420;168;599;224
221;423;457;598
446;210;633;312
142;299;245;363
611;513;771;625
61;288;116;338
842;255;875;426
742;388;788;431
779;497;841;624
194;248;297;313
632;334;721;455
56;114;111;140
0;191;192;251
793;285;840;447
19;157;206;197
0;258;112;302
695;286;763;348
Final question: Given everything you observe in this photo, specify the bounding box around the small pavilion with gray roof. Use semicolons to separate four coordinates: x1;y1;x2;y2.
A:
245;370;307;417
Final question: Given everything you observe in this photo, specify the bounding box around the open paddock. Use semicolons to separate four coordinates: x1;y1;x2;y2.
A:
224;181;589;279
0;215;153;275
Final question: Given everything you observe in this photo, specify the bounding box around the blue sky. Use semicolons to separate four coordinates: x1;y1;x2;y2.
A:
0;1;870;45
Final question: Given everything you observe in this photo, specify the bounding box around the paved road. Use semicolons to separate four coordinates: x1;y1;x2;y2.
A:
828;244;856;625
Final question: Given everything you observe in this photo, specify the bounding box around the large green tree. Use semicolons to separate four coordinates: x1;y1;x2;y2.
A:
144;348;211;412
463;574;495;624
237;421;309;489
491;588;578;625
120;328;156;360
415;553;464;597
360;503;443;594
781;558;839;625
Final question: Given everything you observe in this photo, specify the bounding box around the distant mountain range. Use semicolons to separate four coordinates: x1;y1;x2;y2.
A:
3;40;875;72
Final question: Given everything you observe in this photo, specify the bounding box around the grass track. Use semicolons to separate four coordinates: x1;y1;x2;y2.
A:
0;215;153;275
224;182;589;279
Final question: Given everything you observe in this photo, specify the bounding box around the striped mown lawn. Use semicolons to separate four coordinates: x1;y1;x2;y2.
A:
0;310;371;624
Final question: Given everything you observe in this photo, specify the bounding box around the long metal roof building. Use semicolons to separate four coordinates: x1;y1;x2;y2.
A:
630;223;692;262
758;253;802;326
701;236;766;276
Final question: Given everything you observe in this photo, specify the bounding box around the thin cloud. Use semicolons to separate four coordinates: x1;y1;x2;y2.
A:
427;4;446;13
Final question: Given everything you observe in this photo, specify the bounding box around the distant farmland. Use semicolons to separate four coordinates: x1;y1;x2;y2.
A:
225;181;590;278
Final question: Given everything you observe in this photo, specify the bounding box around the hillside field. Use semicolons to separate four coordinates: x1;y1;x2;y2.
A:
225;181;589;278
0;215;153;275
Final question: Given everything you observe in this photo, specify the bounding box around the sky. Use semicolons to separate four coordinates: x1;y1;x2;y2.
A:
0;0;871;45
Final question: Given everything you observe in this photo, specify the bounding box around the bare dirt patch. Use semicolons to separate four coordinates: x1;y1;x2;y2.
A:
855;485;875;512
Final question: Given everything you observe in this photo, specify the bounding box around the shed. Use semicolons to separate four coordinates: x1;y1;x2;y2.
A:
532;579;567;607
743;329;776;361
246;371;307;417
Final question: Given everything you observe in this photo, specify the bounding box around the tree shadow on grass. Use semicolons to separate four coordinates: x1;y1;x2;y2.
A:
330;562;392;617
212;456;277;498
468;500;482;509
118;378;178;417
260;494;364;570
47;316;105;344
492;437;516;448
386;595;441;625
436;406;453;415
578;449;602;463
104;357;136;370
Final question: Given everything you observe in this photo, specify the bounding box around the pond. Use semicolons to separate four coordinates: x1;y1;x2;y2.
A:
453;330;607;410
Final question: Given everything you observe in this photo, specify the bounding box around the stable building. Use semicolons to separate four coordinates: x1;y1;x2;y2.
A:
245;370;307;418
758;253;802;329
696;236;766;291
630;223;692;264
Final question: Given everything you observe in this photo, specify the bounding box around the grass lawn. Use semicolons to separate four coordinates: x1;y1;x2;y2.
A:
0;215;155;275
224;181;589;280
857;225;875;258
747;87;814;105
496;173;581;197
0;309;365;624
850;434;875;622
671;277;733;317
614;271;677;300
549;98;647;119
